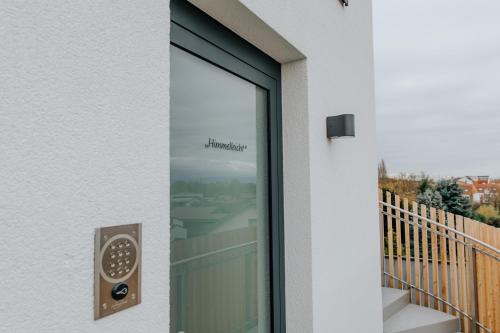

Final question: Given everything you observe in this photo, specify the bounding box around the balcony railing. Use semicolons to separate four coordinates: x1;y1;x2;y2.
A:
379;190;500;333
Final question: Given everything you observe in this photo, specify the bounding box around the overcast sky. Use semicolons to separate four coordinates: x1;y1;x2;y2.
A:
373;0;500;178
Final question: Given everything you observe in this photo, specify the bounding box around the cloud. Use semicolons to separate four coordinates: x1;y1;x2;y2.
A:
373;0;500;178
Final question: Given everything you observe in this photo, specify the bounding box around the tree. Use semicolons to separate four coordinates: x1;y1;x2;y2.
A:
475;205;500;227
418;177;432;194
378;159;388;179
435;179;473;217
417;188;445;210
475;205;497;219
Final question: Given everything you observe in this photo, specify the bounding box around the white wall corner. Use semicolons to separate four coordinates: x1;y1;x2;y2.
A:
282;59;314;333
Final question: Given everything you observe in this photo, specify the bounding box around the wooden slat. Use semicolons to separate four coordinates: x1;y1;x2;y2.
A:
447;212;459;317
387;192;394;288
403;199;412;288
439;210;449;313
475;221;487;328
464;218;481;332
482;224;494;330
465;218;476;333
489;225;498;333
412;201;421;305
456;216;468;333
421;204;429;307
395;195;403;288
494;228;500;333
430;207;440;310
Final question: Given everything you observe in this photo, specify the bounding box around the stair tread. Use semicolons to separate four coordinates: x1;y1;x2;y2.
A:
382;287;409;308
382;287;410;321
384;304;459;333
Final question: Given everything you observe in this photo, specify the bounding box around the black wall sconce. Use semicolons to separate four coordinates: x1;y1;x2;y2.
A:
339;0;349;6
326;114;355;139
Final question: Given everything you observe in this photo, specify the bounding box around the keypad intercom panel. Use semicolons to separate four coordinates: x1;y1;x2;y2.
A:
94;223;141;320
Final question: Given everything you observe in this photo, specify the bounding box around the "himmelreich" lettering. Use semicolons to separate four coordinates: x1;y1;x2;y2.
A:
204;137;247;152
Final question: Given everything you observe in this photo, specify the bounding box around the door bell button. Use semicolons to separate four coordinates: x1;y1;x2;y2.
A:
111;282;129;300
94;223;141;320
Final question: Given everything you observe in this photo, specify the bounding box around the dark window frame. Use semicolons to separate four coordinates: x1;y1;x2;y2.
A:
170;1;285;332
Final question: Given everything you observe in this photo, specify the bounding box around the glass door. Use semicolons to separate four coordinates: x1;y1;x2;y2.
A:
169;2;284;332
170;45;271;333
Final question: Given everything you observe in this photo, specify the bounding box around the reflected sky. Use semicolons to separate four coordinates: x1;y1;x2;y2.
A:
170;46;265;182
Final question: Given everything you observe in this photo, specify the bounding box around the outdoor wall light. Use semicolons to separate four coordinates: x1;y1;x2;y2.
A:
339;0;349;6
326;114;355;139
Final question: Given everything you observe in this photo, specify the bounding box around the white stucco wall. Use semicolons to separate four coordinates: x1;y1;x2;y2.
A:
0;1;171;332
271;2;382;331
1;1;381;332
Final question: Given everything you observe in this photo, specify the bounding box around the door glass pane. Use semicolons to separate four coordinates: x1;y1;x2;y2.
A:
170;46;270;333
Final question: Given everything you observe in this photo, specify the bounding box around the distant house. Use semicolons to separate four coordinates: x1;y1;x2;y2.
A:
458;176;499;204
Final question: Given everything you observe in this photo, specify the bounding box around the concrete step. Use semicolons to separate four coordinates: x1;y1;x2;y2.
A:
383;304;460;333
382;287;410;321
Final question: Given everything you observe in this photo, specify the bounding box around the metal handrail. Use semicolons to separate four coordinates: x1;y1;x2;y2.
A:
383;272;472;321
380;201;500;257
383;272;493;333
171;240;257;266
379;200;499;333
380;210;500;262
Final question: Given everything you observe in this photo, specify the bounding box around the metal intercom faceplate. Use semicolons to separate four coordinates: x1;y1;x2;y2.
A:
94;223;141;320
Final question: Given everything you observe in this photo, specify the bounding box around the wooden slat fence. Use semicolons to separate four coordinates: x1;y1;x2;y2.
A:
379;190;500;333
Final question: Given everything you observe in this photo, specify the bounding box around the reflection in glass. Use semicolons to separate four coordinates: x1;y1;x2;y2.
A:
170;46;270;333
